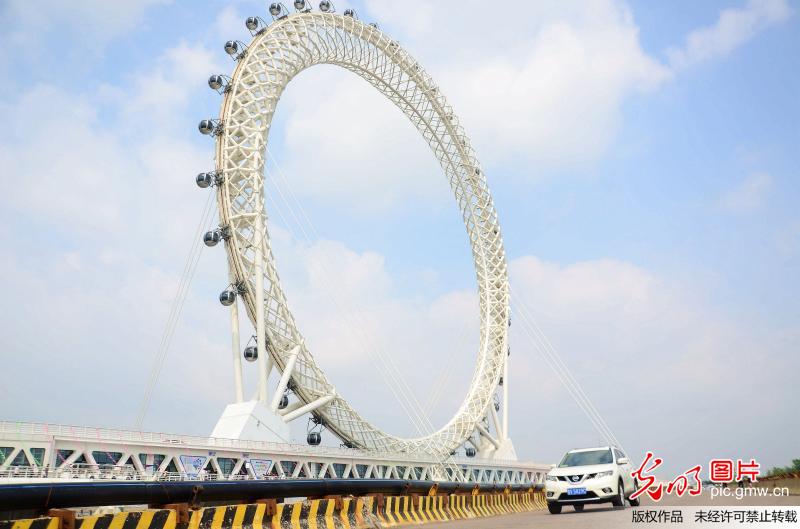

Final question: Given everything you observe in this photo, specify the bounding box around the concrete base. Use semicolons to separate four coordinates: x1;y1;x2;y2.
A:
478;437;518;461
211;400;291;443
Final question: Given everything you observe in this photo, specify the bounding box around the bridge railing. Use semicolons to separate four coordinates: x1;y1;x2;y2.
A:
2;465;498;483
0;465;270;482
0;420;537;468
0;464;142;481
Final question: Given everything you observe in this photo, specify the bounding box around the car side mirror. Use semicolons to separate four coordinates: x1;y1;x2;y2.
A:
617;457;629;465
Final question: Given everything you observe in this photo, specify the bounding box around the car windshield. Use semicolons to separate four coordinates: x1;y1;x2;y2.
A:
558;449;613;468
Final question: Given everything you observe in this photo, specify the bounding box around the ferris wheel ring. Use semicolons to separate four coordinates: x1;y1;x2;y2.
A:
209;10;509;457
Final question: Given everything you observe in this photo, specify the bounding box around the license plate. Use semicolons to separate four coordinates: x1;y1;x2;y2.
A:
567;487;587;495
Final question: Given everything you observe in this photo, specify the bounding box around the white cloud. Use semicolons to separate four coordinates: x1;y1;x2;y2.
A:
0;0;170;52
214;5;251;42
269;0;671;212
775;220;800;255
720;172;772;211
0;40;234;433
2;163;797;468
268;0;792;212
430;1;671;168
0;237;232;430
244;244;799;471
272;67;446;213
505;255;797;473
264;228;480;434
0;37;220;240
121;42;222;129
0;37;476;433
0;86;131;232
667;0;792;69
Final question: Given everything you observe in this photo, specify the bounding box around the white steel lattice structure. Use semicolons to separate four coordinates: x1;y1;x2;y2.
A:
0;422;549;485
206;9;511;458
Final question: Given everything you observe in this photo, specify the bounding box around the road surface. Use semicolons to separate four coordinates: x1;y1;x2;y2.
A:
417;492;799;528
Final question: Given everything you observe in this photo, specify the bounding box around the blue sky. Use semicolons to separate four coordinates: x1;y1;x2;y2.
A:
0;0;798;478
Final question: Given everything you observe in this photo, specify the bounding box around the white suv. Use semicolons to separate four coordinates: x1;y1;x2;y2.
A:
544;446;639;514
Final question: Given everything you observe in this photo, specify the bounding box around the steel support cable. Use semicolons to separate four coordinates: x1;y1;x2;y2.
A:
262;153;434;439
509;290;623;449
270;178;458;476
269;171;426;426
511;295;620;448
136;201;216;429
263;151;465;474
265;52;503;457
262;66;438;446
263;148;439;437
264;193;443;451
424;316;472;415
422;324;484;480
264;175;463;482
265;165;460;462
134;193;216;430
513;305;618;448
515;297;623;450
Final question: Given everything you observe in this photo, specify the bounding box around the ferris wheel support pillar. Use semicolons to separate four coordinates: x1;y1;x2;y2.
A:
476;423;500;449
230;297;244;403
502;358;509;439
281;394;335;423
270;345;300;412
254;211;269;403
489;402;502;439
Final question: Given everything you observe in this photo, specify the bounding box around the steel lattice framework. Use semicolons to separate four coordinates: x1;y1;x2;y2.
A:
213;11;509;457
0;422;548;484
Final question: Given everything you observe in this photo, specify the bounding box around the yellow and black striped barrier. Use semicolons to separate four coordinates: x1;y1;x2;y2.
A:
1;489;546;529
78;511;176;529
1;511;177;529
372;489;545;526
0;519;59;529
188;497;371;529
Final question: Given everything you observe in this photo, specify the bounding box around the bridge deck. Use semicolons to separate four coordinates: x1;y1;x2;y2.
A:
0;421;550;485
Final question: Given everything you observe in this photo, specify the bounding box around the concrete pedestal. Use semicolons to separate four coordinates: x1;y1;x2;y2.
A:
210;400;290;443
478;437;518;461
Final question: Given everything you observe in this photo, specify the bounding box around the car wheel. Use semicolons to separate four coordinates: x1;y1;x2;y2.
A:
629;479;641;507
611;480;625;508
547;502;562;514
573;504;584;512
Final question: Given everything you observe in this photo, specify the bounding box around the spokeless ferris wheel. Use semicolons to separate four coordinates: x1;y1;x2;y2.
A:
197;0;514;460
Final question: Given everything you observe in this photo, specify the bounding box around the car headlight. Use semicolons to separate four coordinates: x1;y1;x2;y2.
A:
595;470;614;478
546;475;558;482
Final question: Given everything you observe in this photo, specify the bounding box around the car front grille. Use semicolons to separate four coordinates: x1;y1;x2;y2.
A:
557;473;597;482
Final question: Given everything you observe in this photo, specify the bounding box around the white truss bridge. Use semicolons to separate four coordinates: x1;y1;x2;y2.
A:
0;422;549;485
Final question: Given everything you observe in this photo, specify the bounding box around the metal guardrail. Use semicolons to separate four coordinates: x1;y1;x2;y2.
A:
0;465;325;482
0;478;541;511
0;420;536;468
0;464;140;481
